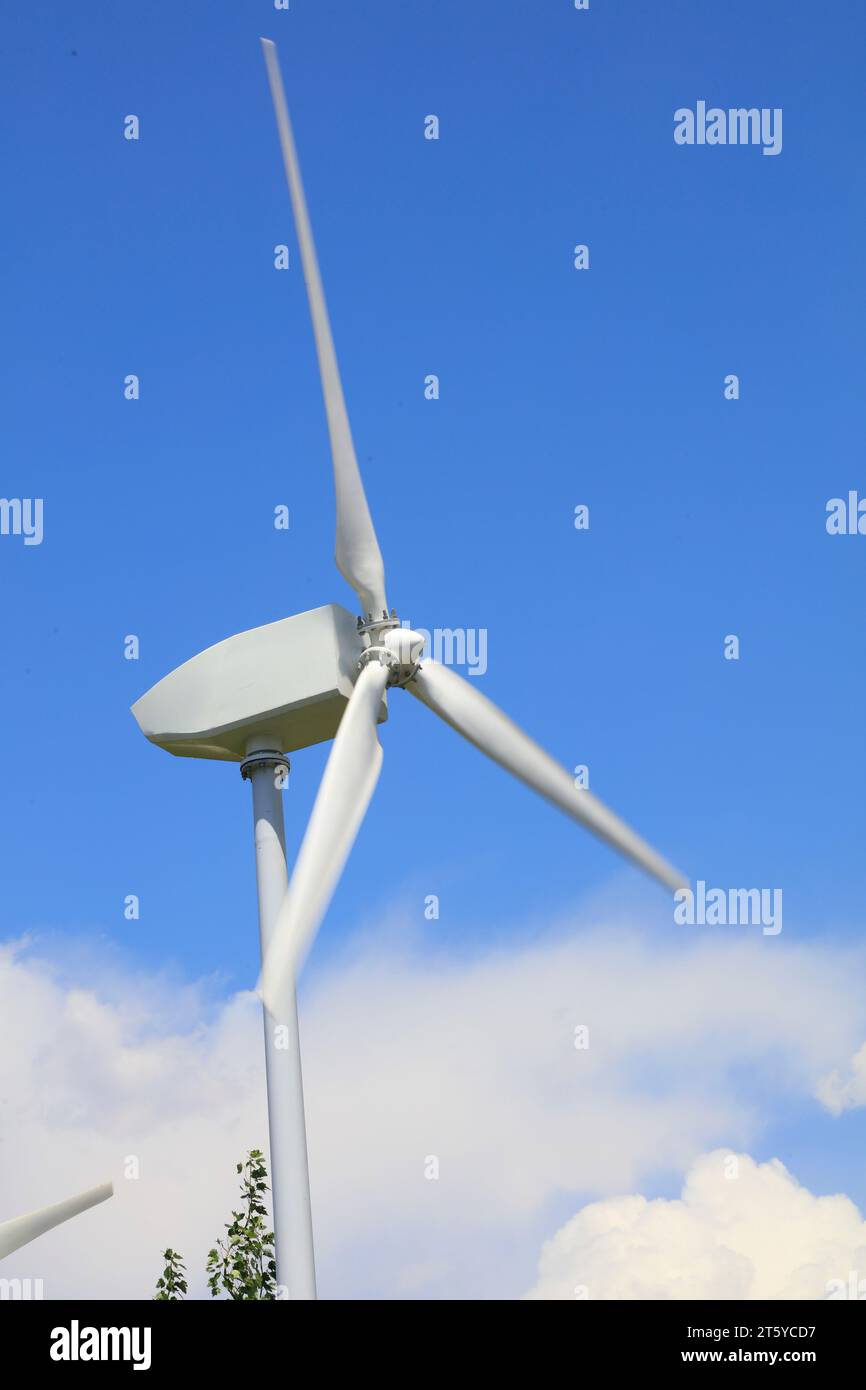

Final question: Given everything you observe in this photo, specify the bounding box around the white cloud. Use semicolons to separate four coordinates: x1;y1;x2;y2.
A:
1;920;865;1299
525;1150;866;1300
816;1042;866;1116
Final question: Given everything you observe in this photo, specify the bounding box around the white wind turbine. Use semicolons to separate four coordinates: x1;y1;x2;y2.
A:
0;1182;113;1263
131;38;686;1302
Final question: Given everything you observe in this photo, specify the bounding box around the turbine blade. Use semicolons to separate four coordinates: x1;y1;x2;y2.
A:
260;37;388;619
407;661;687;892
0;1182;113;1261
261;660;390;1015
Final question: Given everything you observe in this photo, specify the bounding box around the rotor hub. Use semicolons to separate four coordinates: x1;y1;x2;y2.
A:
358;624;426;687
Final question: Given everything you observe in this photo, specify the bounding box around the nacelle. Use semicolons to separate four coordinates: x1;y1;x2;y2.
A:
132;603;385;761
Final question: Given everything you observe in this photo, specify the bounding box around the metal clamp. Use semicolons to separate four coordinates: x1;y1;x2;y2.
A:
240;750;290;782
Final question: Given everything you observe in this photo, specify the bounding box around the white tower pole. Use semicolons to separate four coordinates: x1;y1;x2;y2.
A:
242;746;317;1300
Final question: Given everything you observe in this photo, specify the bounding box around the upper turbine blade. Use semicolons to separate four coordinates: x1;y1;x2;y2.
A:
261;659;390;1016
0;1181;113;1261
407;661;687;892
260;37;388;620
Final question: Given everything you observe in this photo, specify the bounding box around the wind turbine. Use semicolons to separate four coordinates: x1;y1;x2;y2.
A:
0;1182;113;1262
131;37;686;1302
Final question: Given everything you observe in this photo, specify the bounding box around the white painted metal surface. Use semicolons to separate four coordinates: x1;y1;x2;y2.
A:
0;1182;113;1261
261;37;388;622
248;755;317;1300
132;603;383;761
261;661;389;1015
409;660;687;891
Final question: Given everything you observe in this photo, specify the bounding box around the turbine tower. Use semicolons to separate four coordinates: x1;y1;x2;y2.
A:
131;38;686;1301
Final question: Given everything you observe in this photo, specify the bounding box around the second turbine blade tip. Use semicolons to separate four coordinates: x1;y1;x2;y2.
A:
407;661;686;894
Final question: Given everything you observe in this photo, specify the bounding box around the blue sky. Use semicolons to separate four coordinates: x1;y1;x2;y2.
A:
2;0;866;1293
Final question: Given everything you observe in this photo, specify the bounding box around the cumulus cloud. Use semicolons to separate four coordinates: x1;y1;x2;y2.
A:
526;1150;866;1300
816;1043;866;1116
1;920;865;1298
